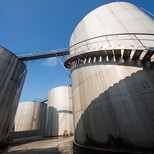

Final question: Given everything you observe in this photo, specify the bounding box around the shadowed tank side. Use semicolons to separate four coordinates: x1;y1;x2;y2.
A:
0;46;27;145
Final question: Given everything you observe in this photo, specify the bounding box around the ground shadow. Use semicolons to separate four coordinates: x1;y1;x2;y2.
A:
1;147;60;154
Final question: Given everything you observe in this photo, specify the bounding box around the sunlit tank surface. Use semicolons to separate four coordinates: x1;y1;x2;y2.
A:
46;86;74;137
65;1;154;152
0;46;26;144
14;101;47;131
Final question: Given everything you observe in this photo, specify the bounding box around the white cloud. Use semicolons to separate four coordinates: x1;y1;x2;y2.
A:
42;57;58;67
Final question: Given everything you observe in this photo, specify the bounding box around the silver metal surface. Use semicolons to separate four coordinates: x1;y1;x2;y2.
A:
69;1;154;56
14;101;47;131
66;2;154;151
0;46;27;144
46;86;74;136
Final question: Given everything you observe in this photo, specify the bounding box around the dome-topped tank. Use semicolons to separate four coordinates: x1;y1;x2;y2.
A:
65;2;154;153
67;1;154;58
0;46;27;144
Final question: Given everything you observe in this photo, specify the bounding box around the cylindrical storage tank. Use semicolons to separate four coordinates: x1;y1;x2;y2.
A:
0;46;27;144
46;86;74;137
14;101;47;131
65;2;154;153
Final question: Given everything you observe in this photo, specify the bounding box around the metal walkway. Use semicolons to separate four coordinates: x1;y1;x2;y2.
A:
18;50;69;61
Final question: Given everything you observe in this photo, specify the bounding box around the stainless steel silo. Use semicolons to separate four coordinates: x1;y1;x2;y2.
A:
0;46;27;144
64;2;154;153
46;86;74;137
14;101;47;131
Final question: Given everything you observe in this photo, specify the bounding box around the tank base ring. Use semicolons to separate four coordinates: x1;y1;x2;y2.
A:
73;142;154;154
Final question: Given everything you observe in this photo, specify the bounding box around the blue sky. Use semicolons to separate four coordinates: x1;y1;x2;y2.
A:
0;0;153;102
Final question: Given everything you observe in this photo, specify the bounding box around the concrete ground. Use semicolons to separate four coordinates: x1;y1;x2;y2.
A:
1;136;74;154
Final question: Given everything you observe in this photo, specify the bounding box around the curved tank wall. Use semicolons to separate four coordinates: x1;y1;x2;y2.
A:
68;1;154;57
14;101;47;131
65;2;154;152
46;86;74;137
0;46;27;144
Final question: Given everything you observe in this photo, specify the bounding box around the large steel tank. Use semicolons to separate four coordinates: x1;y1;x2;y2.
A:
0;46;27;144
14;101;47;131
46;86;74;137
64;2;154;152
